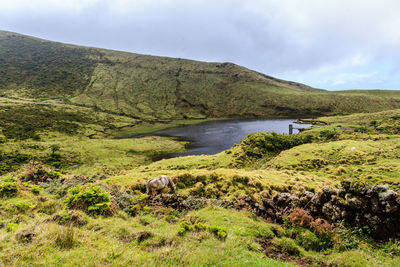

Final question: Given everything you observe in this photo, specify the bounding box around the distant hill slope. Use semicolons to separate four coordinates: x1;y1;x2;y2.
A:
1;30;400;120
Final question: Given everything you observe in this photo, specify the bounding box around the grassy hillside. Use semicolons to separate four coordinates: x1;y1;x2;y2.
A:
1;103;400;266
1;30;400;121
2;30;400;266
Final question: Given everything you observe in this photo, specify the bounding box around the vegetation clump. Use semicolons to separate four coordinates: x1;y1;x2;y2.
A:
242;132;314;157
177;220;227;240
52;210;88;227
0;150;30;175
319;129;338;140
64;183;113;216
5;222;18;232
55;225;78;249
0;177;18;197
234;132;315;167
30;184;41;194
285;208;336;251
273;237;301;256
22;164;61;183
9;200;34;213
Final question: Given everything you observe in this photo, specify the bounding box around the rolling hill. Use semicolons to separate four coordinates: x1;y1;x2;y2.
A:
1;30;400;121
2;30;400;267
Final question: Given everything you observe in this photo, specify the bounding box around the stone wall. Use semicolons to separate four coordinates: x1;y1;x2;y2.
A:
247;182;400;239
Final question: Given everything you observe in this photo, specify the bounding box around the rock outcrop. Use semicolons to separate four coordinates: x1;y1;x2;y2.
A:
246;181;400;239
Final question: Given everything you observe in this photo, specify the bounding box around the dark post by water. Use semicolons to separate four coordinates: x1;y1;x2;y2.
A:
289;124;293;135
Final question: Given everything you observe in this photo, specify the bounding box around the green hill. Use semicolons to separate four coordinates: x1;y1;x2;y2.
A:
2;30;400;266
1;30;400;121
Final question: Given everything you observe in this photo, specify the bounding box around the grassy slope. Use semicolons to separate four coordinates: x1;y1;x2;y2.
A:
0;97;187;176
1;103;400;266
1;30;400;122
2;30;400;266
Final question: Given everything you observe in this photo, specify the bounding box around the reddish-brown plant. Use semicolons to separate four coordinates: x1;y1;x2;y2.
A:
288;208;314;227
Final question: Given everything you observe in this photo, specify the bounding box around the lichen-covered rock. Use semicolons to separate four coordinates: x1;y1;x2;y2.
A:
273;192;299;209
299;191;314;206
345;194;365;210
322;202;342;220
378;189;396;201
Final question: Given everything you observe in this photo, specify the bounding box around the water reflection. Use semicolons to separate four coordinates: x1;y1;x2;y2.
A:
142;119;312;159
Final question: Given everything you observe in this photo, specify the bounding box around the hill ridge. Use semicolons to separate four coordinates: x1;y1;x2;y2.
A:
1;29;400;120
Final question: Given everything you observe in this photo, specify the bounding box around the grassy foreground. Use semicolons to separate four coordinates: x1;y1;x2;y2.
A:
1;97;400;266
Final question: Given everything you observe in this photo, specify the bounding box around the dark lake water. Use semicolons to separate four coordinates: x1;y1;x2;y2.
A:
140;119;313;159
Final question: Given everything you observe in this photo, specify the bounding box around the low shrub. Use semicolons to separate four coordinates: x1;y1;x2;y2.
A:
0;176;17;182
193;222;207;232
132;193;149;204
177;221;191;236
31;185;41;194
142;206;151;214
288;208;313;227
9;201;34;212
104;186;139;216
297;229;320;251
65;183;113;216
286;208;336;251
310;218;335;250
319;129;338;140
0;181;18;197
22;164;61;183
242;132;314;158
332;227;361;251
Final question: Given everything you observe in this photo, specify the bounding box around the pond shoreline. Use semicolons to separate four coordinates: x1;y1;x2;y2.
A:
126;118;313;160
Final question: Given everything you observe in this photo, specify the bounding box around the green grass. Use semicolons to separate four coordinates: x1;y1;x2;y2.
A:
1;34;400;265
1;133;186;176
268;137;400;190
2;30;400;122
0;181;293;267
2;183;399;266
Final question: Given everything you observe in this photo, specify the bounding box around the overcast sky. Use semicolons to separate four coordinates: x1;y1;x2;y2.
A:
1;0;399;90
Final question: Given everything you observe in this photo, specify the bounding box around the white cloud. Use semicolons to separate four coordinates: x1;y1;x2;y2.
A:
331;72;379;86
0;0;98;12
